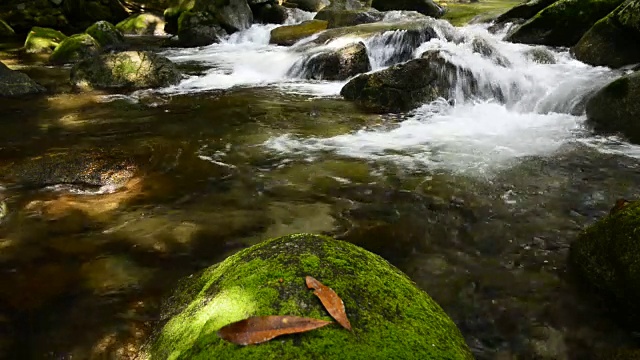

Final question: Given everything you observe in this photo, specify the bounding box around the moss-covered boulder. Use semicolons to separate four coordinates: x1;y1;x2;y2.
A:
494;0;558;24
585;71;640;144
116;13;166;35
0;19;14;38
505;0;626;46
70;51;182;90
49;33;101;64
177;11;227;47
270;20;328;46
23;26;67;54
164;0;196;35
372;0;444;18
253;3;289;24
572;0;640;68
86;21;124;48
288;41;371;80
314;8;384;28
569;200;640;327
292;0;331;12
147;233;473;360
0;61;46;97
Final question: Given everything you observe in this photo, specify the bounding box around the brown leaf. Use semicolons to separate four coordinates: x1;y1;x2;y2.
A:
217;315;332;345
610;198;631;215
306;276;352;331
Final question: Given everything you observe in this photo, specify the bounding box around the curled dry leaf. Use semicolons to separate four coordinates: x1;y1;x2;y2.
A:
306;276;352;331
217;315;332;345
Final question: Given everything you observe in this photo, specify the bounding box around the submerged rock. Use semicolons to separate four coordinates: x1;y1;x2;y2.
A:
70;51;182;90
569;200;640;328
0;19;15;38
23;26;67;54
494;0;558;24
505;0;625;47
289;41;371;80
49;33;101;64
573;0;640;68
270;19;328;45
314;8;384;28
372;0;444;18
86;20;124;48
147;233;473;359
0;61;46;97
585;71;640;143
340;50;477;113
471;37;511;67
177;11;227;47
116;13;166;36
524;47;556;64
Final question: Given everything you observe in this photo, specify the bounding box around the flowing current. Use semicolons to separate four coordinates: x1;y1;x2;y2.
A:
155;10;640;176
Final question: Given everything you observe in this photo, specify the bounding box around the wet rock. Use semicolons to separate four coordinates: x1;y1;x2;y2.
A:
505;0;625;46
585;71;640;143
289;41;371;80
177;11;227;47
164;0;196;35
525;47;556;64
147;233;473;359
49;33;101;65
193;0;253;33
116;13;166;36
0;61;46;97
23;26;67;54
314;8;384;28
291;0;331;12
70;51;182;90
572;0;640;68
340;50;476;113
269;19;328;45
86;21;124;48
372;0;444;18
0;19;15;38
253;3;289;24
81;255;153;295
495;0;558;24
0;262;77;310
471;37;511;67
569;200;640;328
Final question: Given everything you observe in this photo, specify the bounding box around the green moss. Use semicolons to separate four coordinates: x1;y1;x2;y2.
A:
86;21;123;47
569;201;640;327
442;0;521;26
269;20;328;46
23;26;67;54
603;76;630;98
148;233;472;360
116;13;164;35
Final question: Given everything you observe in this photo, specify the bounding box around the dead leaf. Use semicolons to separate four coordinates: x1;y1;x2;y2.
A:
306;276;352;331
610;198;631;215
217;315;332;345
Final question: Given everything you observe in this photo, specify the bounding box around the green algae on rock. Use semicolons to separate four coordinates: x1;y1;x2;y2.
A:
86;21;124;48
270;20;329;46
569;200;640;328
49;33;101;64
116;13;166;35
23;26;67;54
147;233;473;360
505;0;626;46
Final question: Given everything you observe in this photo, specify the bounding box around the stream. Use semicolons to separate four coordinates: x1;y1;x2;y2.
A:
1;8;640;359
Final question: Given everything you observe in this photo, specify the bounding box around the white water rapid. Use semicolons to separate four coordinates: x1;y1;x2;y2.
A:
154;10;640;175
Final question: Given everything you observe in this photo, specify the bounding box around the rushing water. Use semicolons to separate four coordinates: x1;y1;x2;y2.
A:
2;7;640;360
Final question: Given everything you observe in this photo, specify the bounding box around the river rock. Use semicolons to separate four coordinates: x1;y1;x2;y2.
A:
49;33;101;64
70;51;182;90
291;0;331;12
86;21;124;48
116;13;166;36
572;0;640;68
372;0;444;18
164;0;196;35
471;37;511;67
253;2;289;24
23;26;67;54
569;200;640;328
340;49;479;113
270;19;328;45
147;233;474;359
0;19;14;38
505;0;626;46
177;11;227;47
0;61;46;97
289;41;371;80
193;0;253;32
314;8;384;28
494;0;558;24
524;47;556;64
585;71;640;143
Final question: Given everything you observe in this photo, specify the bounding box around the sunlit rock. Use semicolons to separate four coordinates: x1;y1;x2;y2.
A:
49;33;101;64
288;41;371;80
270;19;328;45
116;13;166;36
23;26;67;54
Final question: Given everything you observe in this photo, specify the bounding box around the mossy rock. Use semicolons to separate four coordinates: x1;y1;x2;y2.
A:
585;71;640;144
49;33;101;65
70;51;182;90
495;0;558;24
505;0;626;46
86;21;124;48
269;20;329;46
314;9;384;28
116;13;166;35
569;200;640;328
572;0;640;68
164;0;196;35
0;19;15;38
23;26;67;54
0;61;46;97
177;10;227;47
147;233;473;360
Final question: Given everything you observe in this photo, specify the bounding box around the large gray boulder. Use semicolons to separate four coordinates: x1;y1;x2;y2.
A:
0;62;46;97
573;0;640;68
288;41;371;80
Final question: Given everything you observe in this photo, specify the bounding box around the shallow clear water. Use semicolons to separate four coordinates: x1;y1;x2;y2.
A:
1;9;640;360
